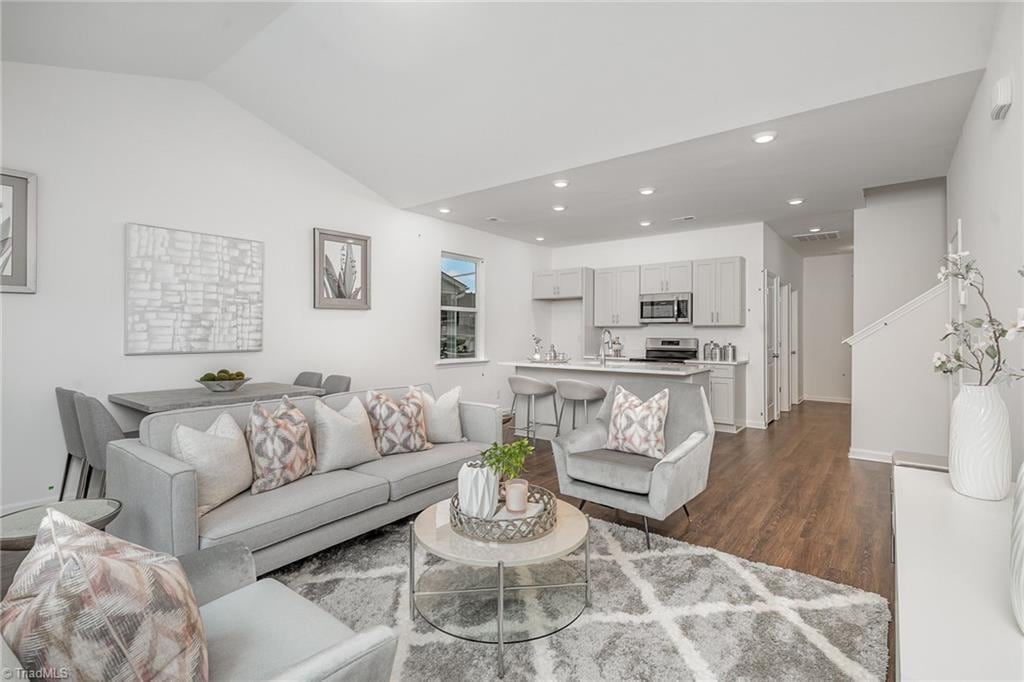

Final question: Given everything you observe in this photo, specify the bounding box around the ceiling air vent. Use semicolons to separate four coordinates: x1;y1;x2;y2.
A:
484;216;506;223
794;231;840;242
669;216;697;224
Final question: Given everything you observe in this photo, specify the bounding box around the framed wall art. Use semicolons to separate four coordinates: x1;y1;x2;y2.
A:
1;169;38;293
315;228;371;310
124;223;264;355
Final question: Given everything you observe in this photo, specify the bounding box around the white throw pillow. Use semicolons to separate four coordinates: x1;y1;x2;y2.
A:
312;398;380;472
171;412;253;516
413;386;463;443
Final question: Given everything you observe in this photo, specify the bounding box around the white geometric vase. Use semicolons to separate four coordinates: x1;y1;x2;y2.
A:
457;462;498;519
948;384;1011;501
1013;462;1024;635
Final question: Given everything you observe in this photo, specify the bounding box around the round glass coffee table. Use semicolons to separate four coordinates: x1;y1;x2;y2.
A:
0;499;122;551
410;497;590;678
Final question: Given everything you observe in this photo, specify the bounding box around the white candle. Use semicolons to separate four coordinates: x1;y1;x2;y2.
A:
505;479;528;513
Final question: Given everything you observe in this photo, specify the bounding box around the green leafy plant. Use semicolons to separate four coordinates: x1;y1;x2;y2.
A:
481;439;534;481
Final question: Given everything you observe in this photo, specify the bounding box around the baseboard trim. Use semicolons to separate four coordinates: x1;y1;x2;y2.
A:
745;420;768;430
849;448;892;463
803;395;852;404
2;495;60;516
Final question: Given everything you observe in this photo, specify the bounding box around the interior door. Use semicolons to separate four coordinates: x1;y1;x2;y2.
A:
790;289;800;404
765;272;778;424
593;269;615;326
639;264;666;295
692;259;716;325
616;266;641;326
780;282;791;412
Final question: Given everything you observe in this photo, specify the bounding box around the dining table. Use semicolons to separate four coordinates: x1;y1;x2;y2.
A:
108;382;324;414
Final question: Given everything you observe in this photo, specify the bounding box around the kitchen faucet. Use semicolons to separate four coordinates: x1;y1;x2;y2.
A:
599;328;613;367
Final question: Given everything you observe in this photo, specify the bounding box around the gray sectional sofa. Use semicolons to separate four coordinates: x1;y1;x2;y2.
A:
107;384;501;574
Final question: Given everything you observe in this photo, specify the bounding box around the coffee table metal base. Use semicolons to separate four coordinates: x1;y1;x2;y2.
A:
409;519;591;678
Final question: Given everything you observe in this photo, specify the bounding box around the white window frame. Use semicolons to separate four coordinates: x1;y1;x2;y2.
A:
437;251;486;365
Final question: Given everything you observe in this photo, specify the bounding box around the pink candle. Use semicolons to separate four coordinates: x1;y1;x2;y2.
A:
505;479;528;513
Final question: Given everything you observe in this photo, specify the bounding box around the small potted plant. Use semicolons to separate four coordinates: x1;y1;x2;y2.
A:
481;439;534;513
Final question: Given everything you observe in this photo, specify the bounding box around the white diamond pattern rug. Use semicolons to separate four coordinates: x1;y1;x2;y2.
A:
271;518;890;681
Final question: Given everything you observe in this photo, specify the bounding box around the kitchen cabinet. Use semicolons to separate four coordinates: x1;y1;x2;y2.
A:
594;266;640;327
692;362;746;433
692;256;745;326
640;260;692;294
532;268;584;299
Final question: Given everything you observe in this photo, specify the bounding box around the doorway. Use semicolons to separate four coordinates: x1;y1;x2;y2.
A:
780;282;791;412
790;289;800;404
764;271;779;424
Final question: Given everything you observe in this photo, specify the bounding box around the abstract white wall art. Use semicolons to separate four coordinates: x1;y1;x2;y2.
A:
124;223;264;355
1;168;38;293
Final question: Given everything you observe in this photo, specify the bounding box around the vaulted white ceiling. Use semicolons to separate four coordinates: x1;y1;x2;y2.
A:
1;2;1003;252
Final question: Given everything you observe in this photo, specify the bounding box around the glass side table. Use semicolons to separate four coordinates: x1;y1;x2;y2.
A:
0;499;122;551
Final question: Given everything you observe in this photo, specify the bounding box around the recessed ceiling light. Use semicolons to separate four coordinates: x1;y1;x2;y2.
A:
752;130;778;144
552;179;569;188
787;197;805;206
552;205;566;212
809;227;822;233
639;220;652;227
638;187;656;196
438;207;451;214
535;237;545;241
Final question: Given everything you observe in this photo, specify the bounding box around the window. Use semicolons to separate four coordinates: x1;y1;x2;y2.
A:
440;252;482;361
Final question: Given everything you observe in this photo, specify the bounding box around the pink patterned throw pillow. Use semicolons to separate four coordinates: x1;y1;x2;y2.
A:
605;385;670;459
365;389;433;455
0;509;208;681
247;396;316;493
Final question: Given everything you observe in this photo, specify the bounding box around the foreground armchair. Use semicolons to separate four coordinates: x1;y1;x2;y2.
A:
178;542;397;681
551;378;715;548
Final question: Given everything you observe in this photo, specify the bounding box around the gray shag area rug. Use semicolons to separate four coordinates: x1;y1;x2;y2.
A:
271;518;889;681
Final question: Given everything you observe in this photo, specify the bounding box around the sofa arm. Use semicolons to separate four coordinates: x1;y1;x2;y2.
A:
106;439;199;557
459;401;502;444
177;542;256;606
272;625;398;682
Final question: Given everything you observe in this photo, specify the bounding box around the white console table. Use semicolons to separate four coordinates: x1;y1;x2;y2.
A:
893;464;1023;680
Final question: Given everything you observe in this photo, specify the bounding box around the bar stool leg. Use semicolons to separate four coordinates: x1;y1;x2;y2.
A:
550;394;558;437
584;399;590;424
527;394;535;443
556;397;566;437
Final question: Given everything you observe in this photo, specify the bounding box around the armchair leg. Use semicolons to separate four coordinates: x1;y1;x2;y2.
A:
577;499;586;510
642;516;651;550
683;504;691;521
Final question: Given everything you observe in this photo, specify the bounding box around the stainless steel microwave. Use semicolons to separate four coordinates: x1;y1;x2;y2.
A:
639;293;692;324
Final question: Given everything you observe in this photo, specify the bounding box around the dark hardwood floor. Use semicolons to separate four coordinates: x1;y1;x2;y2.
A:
525;399;895;677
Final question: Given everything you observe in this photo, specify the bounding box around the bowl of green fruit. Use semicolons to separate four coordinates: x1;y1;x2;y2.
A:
196;369;250;392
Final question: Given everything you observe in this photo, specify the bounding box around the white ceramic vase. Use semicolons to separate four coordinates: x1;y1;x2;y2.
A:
948;384;1011;501
457;462;498;519
1012;463;1024;635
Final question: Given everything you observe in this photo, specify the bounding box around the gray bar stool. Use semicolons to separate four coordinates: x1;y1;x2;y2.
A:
556;380;607;436
508;376;558;443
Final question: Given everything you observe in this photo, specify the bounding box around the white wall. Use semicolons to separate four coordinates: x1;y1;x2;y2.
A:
802;254;853;402
764;224;805;402
946;2;1024;474
853;177;948;330
0;62;550;511
548;222;769;428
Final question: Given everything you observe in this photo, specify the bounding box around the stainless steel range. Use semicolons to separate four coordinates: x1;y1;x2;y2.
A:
630;337;699;363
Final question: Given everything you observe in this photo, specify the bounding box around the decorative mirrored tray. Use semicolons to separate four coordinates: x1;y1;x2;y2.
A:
450;485;557;543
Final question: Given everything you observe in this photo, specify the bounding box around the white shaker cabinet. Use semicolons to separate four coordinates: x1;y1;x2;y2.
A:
532;268;585;300
692;256;745;326
691;362;746;433
640;261;693;294
594;266;641;327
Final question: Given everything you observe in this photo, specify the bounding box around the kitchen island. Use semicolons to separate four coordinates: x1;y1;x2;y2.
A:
499;360;711;440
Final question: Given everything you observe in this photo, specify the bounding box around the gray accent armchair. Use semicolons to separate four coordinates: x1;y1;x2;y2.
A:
551;378;715;548
3;542;397;681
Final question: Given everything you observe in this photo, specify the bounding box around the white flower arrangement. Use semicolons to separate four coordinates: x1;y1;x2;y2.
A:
933;253;1024;386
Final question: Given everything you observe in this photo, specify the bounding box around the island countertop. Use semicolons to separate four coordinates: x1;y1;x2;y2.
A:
498;360;711;378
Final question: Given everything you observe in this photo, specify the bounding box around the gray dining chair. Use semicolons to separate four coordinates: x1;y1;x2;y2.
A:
73;394;135;498
55;388;87;500
293;371;324;388
321;374;352;395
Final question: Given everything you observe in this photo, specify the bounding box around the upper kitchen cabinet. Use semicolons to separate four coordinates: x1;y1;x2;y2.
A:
692;256;745;326
639;261;692;295
594;265;641;327
532;267;586;299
